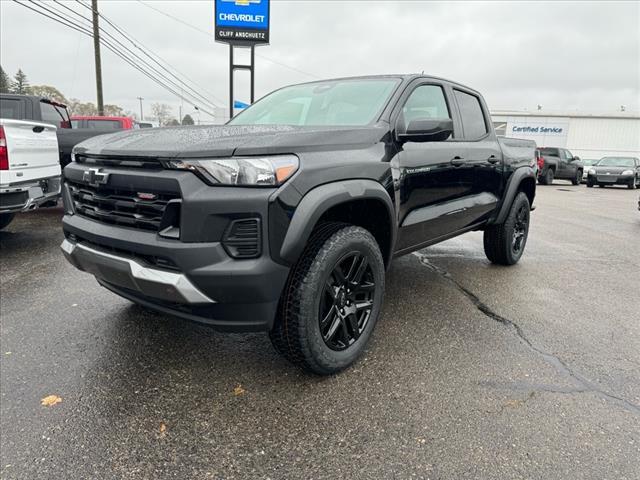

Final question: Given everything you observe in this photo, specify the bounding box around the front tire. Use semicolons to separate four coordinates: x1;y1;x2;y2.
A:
483;192;530;266
572;169;582;185
0;213;15;230
628;177;637;189
270;223;385;375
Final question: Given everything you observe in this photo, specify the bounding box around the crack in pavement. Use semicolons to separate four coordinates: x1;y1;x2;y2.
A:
413;252;640;416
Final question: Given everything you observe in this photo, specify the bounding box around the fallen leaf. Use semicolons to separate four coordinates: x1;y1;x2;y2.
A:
159;422;167;437
41;395;62;407
233;385;246;396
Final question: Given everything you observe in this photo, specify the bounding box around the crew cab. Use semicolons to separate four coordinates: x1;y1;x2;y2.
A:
70;116;136;131
60;75;537;374
0;94;123;168
536;147;583;185
0;119;61;230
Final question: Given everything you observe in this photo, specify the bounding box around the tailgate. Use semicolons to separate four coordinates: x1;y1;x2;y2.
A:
1;119;60;185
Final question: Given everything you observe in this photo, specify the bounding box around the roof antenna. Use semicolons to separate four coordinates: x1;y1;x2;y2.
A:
421;70;424;74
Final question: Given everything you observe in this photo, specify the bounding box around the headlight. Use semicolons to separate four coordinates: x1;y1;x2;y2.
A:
167;155;299;186
588;168;596;175
621;170;633;175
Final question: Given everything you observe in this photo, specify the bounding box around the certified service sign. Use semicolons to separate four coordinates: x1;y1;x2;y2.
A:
215;0;270;45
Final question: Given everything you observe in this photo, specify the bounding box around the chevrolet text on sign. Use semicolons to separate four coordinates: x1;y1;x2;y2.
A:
215;0;270;45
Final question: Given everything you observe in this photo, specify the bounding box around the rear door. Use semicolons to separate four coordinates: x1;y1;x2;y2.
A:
451;88;503;224
0;119;60;185
393;81;470;252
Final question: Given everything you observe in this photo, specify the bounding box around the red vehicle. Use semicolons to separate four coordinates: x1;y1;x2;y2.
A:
70;116;136;131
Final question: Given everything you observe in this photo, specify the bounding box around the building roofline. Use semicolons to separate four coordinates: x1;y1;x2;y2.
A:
490;110;640;120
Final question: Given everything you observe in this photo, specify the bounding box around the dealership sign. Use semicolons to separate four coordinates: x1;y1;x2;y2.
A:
215;0;270;45
511;125;564;134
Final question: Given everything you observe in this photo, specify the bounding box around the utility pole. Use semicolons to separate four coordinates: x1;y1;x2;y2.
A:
91;0;104;115
137;96;144;120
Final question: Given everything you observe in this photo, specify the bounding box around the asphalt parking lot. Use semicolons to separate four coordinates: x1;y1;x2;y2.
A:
1;184;639;480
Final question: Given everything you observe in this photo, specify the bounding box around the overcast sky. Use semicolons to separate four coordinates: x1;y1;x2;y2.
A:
1;0;639;122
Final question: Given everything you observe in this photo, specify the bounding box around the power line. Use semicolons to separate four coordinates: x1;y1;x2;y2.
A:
52;0;220;111
135;0;321;80
13;0;219;119
74;0;226;107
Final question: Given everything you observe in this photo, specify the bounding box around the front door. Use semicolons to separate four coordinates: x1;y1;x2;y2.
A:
393;83;469;252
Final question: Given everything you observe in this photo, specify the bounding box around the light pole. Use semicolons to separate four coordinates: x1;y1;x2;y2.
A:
137;96;144;121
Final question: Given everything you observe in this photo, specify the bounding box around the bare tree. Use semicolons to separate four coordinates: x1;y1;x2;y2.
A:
151;103;172;126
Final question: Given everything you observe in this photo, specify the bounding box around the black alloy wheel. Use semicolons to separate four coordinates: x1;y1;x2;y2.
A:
511;203;529;256
320;252;376;351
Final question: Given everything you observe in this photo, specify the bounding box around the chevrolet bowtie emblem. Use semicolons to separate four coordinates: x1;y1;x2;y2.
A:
82;168;110;186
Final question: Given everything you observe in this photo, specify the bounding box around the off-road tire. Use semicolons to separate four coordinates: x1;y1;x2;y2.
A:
0;213;15;230
269;222;385;375
483;192;530;266
571;169;582;185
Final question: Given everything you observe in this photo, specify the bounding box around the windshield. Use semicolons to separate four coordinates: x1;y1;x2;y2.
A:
597;157;636;167
581;159;597;166
229;78;400;127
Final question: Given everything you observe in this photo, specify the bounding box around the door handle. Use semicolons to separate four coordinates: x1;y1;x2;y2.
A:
451;156;465;167
32;126;45;133
487;155;500;164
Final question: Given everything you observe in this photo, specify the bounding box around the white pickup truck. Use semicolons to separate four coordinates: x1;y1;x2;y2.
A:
0;118;62;230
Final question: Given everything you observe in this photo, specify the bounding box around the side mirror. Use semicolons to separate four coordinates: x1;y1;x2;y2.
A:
573;156;580;161
398;118;453;143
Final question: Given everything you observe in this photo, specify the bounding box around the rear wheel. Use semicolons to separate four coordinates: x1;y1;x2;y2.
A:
483;192;530;266
270;223;385;375
539;168;554;185
571;169;582;185
0;213;15;230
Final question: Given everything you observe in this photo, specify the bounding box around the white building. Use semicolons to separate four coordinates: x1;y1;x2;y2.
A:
491;111;640;161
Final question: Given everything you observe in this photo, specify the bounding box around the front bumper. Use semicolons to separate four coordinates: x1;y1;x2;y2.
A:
588;173;635;185
0;176;61;213
60;161;293;332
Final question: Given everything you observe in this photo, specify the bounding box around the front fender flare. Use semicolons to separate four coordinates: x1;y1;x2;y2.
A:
279;179;395;265
490;166;536;225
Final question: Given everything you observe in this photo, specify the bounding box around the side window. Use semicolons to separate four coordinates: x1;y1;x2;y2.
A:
565;150;574;160
0;98;23;119
40;102;63;127
402;85;450;126
453;89;488;139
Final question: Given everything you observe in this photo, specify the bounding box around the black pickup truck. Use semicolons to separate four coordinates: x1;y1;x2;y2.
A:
0;94;111;168
60;75;536;374
536;147;584;185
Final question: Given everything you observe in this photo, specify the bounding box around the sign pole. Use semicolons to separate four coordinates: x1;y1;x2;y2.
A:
229;44;234;121
214;0;270;120
250;45;255;104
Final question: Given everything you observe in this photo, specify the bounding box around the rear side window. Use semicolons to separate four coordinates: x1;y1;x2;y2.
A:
0;98;23;119
40;101;66;127
454;89;487;139
402;85;451;125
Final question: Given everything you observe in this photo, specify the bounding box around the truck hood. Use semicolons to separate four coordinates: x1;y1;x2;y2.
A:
73;124;389;158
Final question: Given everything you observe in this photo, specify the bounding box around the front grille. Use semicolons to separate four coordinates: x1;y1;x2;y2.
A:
597;175;618;183
67;181;180;232
222;218;261;258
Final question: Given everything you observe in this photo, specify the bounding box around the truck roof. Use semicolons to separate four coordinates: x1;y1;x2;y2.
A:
289;74;482;95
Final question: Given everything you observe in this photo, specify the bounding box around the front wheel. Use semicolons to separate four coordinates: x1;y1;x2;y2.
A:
270;223;385;375
483;192;530;266
628;177;637;190
571;170;582;185
0;213;15;230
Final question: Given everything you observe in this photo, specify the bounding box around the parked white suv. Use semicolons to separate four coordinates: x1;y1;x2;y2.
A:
0;119;62;230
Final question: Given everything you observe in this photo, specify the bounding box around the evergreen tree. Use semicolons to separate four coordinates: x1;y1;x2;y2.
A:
0;66;10;93
11;69;30;94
